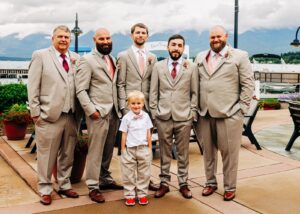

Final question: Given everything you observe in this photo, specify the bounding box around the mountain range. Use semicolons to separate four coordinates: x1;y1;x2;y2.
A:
0;28;298;59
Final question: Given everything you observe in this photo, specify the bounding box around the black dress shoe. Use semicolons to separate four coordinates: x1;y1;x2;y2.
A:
99;181;124;190
58;189;79;198
148;180;160;191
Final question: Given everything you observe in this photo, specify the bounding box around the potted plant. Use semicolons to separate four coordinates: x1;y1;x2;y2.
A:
0;104;32;140
70;133;89;183
258;98;281;110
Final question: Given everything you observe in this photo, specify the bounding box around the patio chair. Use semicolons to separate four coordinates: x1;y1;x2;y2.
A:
285;104;300;151
242;99;262;150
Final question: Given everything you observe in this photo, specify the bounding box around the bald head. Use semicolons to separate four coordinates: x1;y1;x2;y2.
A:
94;28;110;38
209;25;228;53
209;25;227;35
94;28;112;55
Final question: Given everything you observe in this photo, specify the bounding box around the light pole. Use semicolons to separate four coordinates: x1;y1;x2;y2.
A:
71;13;82;53
290;26;300;47
234;0;239;48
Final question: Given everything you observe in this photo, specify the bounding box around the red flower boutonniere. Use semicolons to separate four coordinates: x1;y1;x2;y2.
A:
224;50;233;59
70;56;77;65
148;56;155;65
183;60;189;69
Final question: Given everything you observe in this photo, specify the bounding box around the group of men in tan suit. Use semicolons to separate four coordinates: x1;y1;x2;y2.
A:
27;23;254;205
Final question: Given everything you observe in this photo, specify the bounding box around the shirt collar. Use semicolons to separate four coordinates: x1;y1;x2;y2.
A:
54;47;70;59
168;57;183;67
132;45;146;54
210;45;229;58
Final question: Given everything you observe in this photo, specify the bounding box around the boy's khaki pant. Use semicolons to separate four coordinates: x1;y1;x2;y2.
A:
120;145;152;198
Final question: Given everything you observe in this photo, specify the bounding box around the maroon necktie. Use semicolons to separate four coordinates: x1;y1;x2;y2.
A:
171;62;178;79
60;54;69;72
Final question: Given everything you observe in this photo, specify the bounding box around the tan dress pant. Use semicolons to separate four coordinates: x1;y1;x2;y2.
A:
99;109;120;184
35;113;77;196
196;111;243;191
156;117;192;187
120;145;152;198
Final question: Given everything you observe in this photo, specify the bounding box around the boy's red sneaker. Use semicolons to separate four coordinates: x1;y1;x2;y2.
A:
125;198;135;206
138;197;149;205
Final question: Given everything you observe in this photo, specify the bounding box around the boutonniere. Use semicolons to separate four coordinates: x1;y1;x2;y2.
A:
70;56;77;65
147;56;155;65
224;50;233;59
183;60;189;69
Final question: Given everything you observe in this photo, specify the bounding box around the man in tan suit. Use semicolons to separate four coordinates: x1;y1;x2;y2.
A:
194;25;254;201
150;34;198;199
117;23;157;116
117;23;158;191
75;28;122;203
28;25;80;205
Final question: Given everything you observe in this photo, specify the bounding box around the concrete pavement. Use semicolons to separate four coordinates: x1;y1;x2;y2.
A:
0;109;300;214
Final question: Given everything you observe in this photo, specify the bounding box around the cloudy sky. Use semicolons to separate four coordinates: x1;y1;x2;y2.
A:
0;0;299;38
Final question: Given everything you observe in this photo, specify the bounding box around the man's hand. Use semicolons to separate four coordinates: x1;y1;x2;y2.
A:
90;111;100;120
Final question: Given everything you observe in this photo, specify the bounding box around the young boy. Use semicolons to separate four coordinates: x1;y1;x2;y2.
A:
119;90;153;206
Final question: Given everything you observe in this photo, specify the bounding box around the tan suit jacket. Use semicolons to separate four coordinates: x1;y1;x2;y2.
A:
117;48;157;112
149;59;198;121
194;47;254;117
28;46;79;122
75;49;121;118
27;46;80;195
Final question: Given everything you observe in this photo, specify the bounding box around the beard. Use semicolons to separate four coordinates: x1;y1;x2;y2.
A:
210;40;226;53
169;50;182;61
134;39;145;46
96;43;112;55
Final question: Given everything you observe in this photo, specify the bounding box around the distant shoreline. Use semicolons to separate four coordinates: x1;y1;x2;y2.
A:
0;57;31;61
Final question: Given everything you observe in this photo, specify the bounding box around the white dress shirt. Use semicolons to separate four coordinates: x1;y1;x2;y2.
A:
119;110;153;147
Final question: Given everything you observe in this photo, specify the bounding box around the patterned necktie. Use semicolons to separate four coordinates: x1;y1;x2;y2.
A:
171;62;178;79
60;54;69;72
138;50;145;76
103;55;115;79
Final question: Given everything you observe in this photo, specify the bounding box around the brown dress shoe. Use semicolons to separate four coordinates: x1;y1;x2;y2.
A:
224;191;235;201
154;184;170;198
148;180;160;191
99;181;123;190
202;186;217;196
58;189;79;198
40;195;52;205
89;189;105;203
179;185;192;199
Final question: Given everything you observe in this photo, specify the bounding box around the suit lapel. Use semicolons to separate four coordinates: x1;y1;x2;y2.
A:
93;49;112;81
128;48;142;78
163;60;174;86
173;64;185;85
49;47;68;83
202;50;211;76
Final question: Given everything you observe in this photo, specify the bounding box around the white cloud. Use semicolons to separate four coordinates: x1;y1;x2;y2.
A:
0;0;299;38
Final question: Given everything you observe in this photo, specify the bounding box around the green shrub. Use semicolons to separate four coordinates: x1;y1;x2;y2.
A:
0;83;28;112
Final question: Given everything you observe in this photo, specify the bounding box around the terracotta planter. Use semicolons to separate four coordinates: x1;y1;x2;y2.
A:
70;144;88;184
52;143;88;184
3;120;28;140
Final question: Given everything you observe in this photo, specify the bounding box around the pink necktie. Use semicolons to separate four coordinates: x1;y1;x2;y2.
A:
138;50;145;76
60;54;69;72
208;53;219;75
171;62;178;79
103;55;115;79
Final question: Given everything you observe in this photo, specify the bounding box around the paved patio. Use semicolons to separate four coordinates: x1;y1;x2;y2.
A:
0;109;300;214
